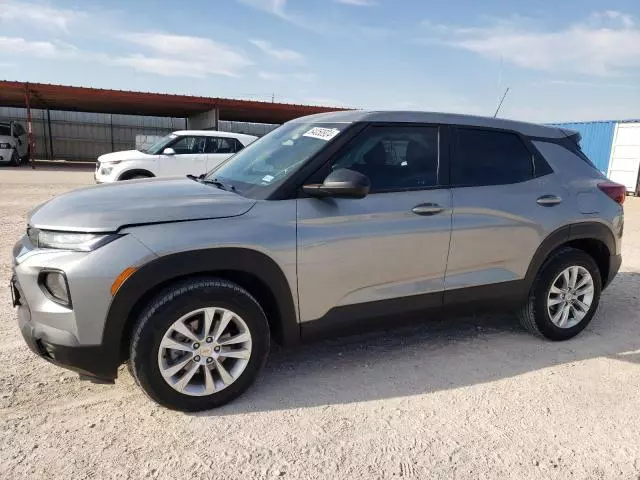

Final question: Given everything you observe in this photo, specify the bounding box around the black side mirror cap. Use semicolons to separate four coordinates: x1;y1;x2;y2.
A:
303;168;370;199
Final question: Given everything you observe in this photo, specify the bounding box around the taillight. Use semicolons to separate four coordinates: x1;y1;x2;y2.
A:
598;182;626;205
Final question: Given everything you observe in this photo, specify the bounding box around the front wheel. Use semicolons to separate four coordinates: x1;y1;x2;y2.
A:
129;278;270;411
518;247;602;341
9;149;19;166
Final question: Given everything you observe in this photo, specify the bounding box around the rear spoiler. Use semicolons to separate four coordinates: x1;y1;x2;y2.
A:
559;128;581;143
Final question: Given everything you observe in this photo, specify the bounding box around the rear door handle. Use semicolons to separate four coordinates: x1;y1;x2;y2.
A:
412;203;444;216
536;195;562;206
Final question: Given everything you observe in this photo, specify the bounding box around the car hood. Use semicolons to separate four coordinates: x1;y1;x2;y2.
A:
0;135;15;145
98;150;151;162
28;177;256;233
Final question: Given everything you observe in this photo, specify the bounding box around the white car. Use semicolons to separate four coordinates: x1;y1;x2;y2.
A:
0;121;29;166
95;130;257;183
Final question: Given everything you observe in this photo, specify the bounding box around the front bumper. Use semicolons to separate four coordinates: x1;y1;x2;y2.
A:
94;162;116;183
0;147;14;163
11;233;156;381
12;275;116;381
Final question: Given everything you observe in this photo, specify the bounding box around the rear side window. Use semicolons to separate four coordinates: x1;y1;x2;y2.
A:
205;137;243;154
452;128;534;187
560;136;599;170
233;138;246;152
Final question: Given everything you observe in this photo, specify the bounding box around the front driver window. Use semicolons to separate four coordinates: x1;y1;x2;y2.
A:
331;125;440;192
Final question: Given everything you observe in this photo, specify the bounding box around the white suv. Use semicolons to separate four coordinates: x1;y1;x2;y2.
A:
0;121;29;166
95;130;257;183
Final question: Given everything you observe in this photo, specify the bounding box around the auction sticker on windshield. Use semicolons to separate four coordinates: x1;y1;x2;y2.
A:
303;127;341;141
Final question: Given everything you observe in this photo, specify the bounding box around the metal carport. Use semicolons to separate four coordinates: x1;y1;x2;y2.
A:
0;80;344;167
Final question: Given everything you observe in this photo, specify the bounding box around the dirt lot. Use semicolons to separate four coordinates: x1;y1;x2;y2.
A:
1;166;640;480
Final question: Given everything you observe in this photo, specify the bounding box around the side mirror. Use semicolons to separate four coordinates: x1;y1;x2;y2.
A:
163;147;176;156
303;168;370;199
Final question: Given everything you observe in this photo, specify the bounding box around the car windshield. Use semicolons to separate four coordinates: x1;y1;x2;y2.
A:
0;125;11;136
204;122;349;198
141;134;178;154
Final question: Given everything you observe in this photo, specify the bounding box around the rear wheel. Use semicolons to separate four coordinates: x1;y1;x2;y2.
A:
129;278;270;411
518;247;601;341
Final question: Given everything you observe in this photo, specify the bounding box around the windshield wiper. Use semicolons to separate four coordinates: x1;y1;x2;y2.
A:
201;177;235;192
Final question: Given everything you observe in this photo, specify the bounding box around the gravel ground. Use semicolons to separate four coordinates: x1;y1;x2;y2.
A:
1;166;640;480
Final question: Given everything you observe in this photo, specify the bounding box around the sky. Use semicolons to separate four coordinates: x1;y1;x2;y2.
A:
0;0;638;123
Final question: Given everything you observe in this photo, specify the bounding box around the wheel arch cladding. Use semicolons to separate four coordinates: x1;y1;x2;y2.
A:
104;248;300;366
525;222;615;291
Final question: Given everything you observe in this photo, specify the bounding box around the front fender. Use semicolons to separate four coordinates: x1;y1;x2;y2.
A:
101;247;300;368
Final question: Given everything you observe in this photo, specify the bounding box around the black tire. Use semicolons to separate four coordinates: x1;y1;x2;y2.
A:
129;278;270;411
8;149;19;166
518;247;602;341
21;148;30;165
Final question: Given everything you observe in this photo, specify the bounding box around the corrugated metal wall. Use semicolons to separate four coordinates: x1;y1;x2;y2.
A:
549;121;616;173
0;106;279;161
0;107;185;161
218;120;279;137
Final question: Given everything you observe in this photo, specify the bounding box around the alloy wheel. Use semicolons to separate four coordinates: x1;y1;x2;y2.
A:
157;307;252;396
547;266;595;329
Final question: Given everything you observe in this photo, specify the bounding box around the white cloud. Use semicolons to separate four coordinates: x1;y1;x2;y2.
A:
237;0;289;21
538;79;639;89
258;71;315;82
117;33;252;77
0;1;81;31
335;0;376;6
0;36;77;58
422;11;640;76
237;0;385;36
590;11;635;28
237;0;316;30
250;39;304;62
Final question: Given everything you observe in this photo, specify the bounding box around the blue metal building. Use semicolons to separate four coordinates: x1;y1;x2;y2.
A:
549;121;616;173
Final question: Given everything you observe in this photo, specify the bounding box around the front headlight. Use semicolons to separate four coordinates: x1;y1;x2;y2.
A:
100;166;114;175
0;142;12;149
29;228;121;252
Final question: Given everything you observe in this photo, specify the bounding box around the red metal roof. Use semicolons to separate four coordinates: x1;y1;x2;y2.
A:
0;80;345;123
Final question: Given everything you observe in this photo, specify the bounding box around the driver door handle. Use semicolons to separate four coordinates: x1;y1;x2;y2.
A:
412;203;444;216
536;195;562;207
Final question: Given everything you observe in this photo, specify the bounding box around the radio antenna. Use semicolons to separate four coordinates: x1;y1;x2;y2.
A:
493;87;510;118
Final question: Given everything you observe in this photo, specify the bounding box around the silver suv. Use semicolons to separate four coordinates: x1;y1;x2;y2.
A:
11;111;624;411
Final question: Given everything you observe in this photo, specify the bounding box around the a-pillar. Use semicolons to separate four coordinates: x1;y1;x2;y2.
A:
187;109;219;130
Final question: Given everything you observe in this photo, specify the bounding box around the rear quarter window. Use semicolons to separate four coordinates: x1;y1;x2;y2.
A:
451;128;534;187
